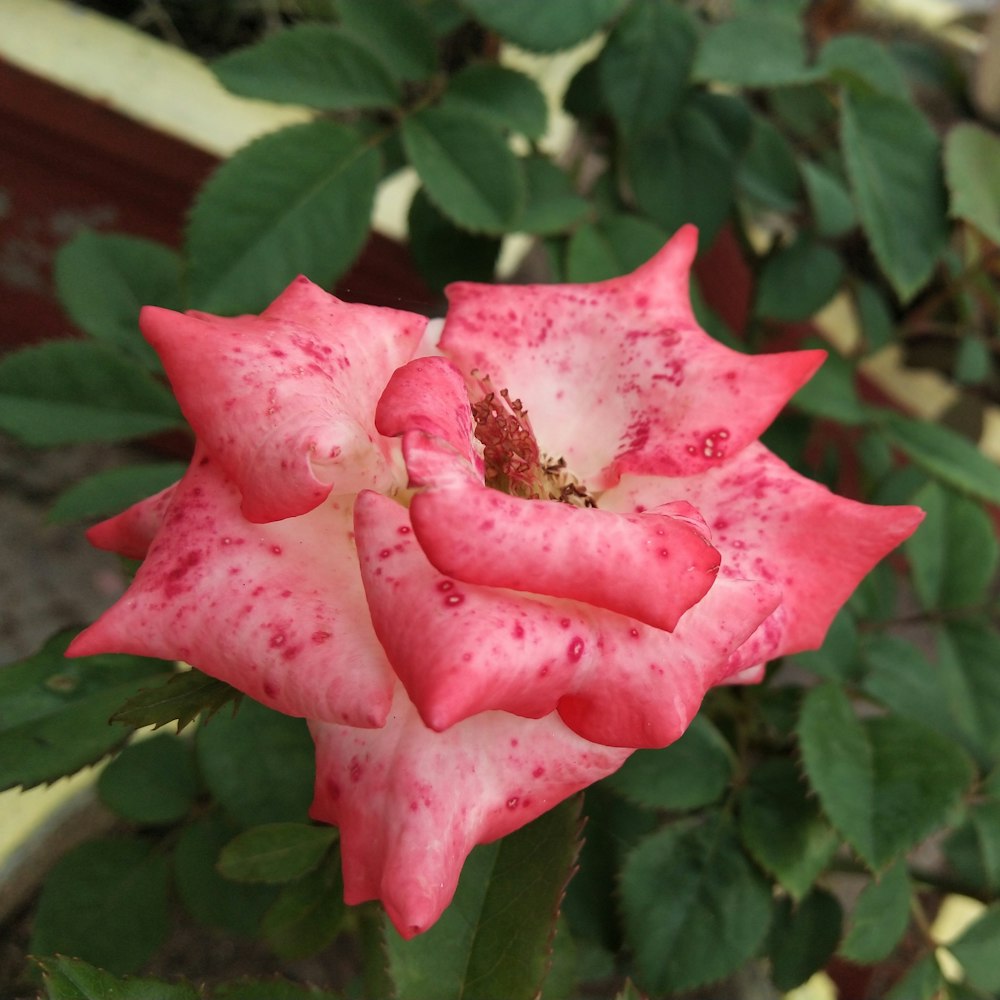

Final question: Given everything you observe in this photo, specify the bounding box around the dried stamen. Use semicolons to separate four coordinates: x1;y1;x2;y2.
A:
471;375;596;508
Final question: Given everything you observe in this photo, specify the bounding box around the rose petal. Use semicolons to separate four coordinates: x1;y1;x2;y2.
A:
355;490;777;746
86;483;177;560
375;356;479;468
355;490;582;727
140;277;426;522
440;225;825;485
309;685;630;938
602;442;925;659
68;447;395;727
556;576;780;747
396;431;720;632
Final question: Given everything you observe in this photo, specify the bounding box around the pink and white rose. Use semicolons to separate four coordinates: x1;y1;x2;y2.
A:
69;226;922;937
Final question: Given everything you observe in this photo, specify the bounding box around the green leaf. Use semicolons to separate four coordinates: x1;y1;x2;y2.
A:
337;0;437;82
49;462;185;524
197;698;314;827
518;156;590;235
864;625;1000;769
738;757;840;901
31;839;170;975
733;0;810;16
0;341;184;446
620;814;773;993
98;732;198;825
407;187;500;291
260;854;347;960
0;632;171;791
542;916;590;1000
798;684;973;868
755;238;844;322
880;414;1000;505
423;0;466;36
737;114;802;212
839;860;912;964
694;11;819;87
955;336;992;386
458;0;629;52
819;34;910;99
861;633;963;747
564;57;604;122
790;608;862;681
213;982;342;1000
443;64;548;139
613;982;644;1000
854;280;896;351
218;823;337;883
212;987;341;1000
606;715;734;811
174;813;278;934
187;120;379;314
403;108;524;234
38;956;199;1000
791;349;869;427
768;889;843;991
966;799;1000;891
385;798;582;999
564;786;656;950
801;160;857;238
565;215;666;282
54;232;181;369
886;954;945;999
110;668;243;734
212;25;400;109
598;0;697;134
840;89;948;301
945;123;1000;246
847;555;898;622
906;481;998;611
948;905;1000;992
625;99;740;243
771;84;838;141
938;622;1000;762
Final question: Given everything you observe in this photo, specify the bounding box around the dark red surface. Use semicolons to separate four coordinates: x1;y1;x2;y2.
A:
0;57;216;349
694;225;754;336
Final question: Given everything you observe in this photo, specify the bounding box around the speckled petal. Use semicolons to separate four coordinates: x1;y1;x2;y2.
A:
398;431;720;632
354;490;582;728
355;491;777;746
86;483;177;560
309;686;630;938
375;356;479;468
556;577;780;747
140;277;426;522
439;225;825;486
602;442;925;659
68;447;395;727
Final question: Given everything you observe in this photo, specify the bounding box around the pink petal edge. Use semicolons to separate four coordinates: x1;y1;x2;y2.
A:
140;278;426;523
602;442;925;661
402;430;721;632
309;685;630;938
439;225;825;487
68;447;396;728
355;490;779;747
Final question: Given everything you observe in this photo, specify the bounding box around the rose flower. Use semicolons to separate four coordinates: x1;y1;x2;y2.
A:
69;227;922;937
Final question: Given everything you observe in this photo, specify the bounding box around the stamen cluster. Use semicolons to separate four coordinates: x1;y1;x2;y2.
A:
471;376;595;507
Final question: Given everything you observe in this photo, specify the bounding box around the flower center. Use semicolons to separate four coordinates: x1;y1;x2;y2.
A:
470;376;596;508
